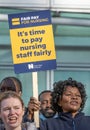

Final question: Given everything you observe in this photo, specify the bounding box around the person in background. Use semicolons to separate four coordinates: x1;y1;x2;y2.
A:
40;78;90;130
0;76;22;96
23;90;57;122
0;91;37;130
39;90;57;120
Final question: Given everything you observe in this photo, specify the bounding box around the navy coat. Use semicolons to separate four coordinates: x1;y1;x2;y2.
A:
40;112;90;130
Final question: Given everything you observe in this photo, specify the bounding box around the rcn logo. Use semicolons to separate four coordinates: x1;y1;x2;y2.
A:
28;64;34;69
12;18;20;25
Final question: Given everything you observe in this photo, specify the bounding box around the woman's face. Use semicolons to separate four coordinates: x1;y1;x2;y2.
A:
58;86;82;115
0;97;24;129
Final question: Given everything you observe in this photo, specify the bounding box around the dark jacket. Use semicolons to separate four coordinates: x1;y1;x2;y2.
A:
40;112;90;130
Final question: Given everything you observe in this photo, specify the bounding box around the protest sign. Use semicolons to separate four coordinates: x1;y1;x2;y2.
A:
8;10;56;73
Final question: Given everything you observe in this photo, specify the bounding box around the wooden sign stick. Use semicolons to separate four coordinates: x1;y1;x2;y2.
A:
32;72;39;128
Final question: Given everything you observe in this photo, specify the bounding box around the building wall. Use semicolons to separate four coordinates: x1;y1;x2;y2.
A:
0;8;90;114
